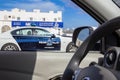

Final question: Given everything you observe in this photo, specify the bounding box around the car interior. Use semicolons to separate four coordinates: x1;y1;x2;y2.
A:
62;0;120;80
0;0;120;80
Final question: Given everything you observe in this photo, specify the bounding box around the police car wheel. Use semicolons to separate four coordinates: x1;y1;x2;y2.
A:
1;43;19;51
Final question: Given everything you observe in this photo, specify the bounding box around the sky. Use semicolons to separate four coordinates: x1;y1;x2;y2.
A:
0;0;98;29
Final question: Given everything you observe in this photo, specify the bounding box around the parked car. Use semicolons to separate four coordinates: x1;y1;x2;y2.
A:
0;27;61;51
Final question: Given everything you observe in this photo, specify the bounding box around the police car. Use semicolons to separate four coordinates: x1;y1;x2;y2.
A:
0;27;61;51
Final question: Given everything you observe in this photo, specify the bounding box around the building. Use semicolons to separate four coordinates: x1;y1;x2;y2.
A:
0;8;63;35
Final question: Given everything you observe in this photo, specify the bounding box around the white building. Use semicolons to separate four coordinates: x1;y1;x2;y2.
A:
0;8;63;35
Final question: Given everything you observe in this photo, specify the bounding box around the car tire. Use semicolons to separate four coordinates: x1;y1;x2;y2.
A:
1;43;19;51
66;42;77;52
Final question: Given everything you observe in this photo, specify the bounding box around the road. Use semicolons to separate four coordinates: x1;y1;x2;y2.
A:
36;51;103;68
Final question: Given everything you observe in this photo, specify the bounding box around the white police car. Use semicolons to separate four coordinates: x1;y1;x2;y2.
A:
0;27;61;51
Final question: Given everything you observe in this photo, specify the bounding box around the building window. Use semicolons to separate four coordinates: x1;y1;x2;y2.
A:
4;15;8;20
54;18;57;21
58;17;61;20
12;16;15;19
30;17;33;21
17;17;20;20
8;16;11;18
42;18;46;21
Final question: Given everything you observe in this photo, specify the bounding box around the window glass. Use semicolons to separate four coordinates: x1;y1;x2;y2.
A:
22;29;32;35
30;17;33;21
34;29;52;37
12;29;32;36
17;17;20;20
0;0;98;52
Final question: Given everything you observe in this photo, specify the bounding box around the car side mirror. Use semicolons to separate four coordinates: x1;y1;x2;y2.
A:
72;26;100;51
72;26;94;46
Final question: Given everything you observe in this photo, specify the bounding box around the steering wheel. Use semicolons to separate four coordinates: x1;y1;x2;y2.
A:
62;17;120;80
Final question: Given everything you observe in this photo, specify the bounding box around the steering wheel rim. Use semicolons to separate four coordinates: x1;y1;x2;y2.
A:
62;17;120;80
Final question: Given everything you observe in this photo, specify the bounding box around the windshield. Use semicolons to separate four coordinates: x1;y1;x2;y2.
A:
0;0;98;52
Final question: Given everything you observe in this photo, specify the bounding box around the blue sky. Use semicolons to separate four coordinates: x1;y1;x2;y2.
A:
0;0;98;29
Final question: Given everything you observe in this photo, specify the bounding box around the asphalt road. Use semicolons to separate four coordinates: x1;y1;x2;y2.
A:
36;51;103;68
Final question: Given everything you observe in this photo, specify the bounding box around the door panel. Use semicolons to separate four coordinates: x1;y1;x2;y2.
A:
0;51;36;80
13;35;57;50
13;35;39;50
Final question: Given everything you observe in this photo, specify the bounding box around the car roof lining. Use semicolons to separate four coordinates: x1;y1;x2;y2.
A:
72;0;106;24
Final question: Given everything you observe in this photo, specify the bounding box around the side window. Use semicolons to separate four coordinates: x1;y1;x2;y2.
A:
21;29;32;35
34;29;52;37
2;1;99;52
16;30;21;35
11;30;22;35
12;29;32;36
